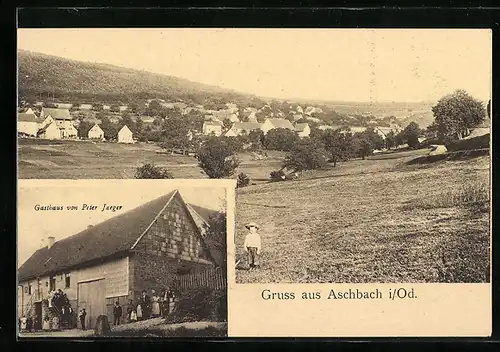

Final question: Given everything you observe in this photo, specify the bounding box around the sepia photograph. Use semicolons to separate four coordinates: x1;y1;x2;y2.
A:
16;27;492;337
17;180;229;337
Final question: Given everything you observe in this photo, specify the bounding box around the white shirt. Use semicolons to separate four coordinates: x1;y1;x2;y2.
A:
244;232;262;254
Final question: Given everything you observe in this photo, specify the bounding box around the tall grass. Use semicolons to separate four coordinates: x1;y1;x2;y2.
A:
402;182;489;211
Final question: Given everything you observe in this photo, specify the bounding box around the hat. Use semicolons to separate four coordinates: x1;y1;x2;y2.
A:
245;222;260;229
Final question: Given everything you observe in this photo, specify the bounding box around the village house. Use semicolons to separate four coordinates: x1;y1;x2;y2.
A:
118;125;134;143
260;118;296;135
18;190;223;329
224;122;262;137
119;105;128;112
102;105;111;111
37;122;62;140
40;108;78;139
202;121;223;136
18;113;40;137
54;103;73;110
294;123;311;138
79;104;93;110
87;124;105;141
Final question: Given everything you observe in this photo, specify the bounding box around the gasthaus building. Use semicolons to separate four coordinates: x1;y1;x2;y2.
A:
18;189;223;328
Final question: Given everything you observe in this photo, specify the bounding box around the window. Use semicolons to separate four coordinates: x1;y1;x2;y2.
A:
64;273;71;288
49;276;56;291
28;283;32;295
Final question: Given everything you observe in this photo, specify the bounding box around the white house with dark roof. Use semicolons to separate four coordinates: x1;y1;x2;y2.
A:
17;190;223;329
40;108;76;138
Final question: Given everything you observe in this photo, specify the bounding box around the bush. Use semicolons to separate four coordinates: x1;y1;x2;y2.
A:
166;287;227;324
446;134;490;152
270;170;286;182
236;172;250;188
135;162;173;179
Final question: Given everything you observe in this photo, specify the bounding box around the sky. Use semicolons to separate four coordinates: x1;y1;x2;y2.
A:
17;181;228;267
17;28;492;103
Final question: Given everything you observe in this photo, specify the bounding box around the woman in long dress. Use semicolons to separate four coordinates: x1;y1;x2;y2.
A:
136;303;143;321
151;290;160;318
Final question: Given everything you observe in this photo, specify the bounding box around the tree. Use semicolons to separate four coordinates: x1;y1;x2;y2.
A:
92;103;103;111
159;116;190;151
77;120;94;139
320;129;353;167
121;112;136;133
135;162;173;179
263;128;300;151
99;115;118;140
402;122;422;149
363;127;385;150
196;137;241;178
352;133;373;160
110;104;120;113
222;118;233;131
134;116;144;141
385;130;396;149
283;138;327;172
432;89;486;141
248;129;264;149
237;172;250;188
202;211;227;271
394;131;405;148
146;100;165;117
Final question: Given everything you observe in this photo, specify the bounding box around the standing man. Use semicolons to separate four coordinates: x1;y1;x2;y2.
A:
139;290;151;320
113;301;123;326
243;222;262;269
78;308;87;330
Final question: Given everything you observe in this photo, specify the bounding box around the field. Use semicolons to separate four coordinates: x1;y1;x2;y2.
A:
235;149;490;284
17;139;286;180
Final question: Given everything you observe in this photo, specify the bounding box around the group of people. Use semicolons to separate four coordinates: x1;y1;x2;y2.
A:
49;289;76;328
113;289;177;326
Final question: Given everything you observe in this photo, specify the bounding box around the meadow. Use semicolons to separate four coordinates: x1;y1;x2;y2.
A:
235;149;490;284
17;139;286;180
18;138;490;284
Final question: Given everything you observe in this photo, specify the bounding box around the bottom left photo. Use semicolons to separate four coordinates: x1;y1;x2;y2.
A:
17;179;231;338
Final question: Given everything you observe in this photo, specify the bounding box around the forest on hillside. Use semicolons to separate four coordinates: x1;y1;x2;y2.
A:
17;50;259;107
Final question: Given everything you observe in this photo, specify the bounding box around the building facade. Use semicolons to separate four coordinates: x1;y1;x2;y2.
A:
18;190;222;329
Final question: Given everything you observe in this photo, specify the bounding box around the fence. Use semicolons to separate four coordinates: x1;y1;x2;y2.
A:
175;267;226;292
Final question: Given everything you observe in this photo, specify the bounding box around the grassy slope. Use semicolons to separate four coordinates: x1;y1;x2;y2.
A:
18;50;246;103
235;150;490;283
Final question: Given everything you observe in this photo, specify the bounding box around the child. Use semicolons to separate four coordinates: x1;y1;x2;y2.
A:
243;222;262;269
130;309;137;322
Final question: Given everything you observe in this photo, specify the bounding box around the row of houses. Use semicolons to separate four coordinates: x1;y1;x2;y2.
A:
18;107;135;143
33;102;129;112
201;117;400;141
202;118;312;138
18;108;78;139
18;190;224;329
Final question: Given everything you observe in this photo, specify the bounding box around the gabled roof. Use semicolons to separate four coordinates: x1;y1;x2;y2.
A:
18;113;39;123
266;118;295;130
118;125;132;134
41;108;72;121
295;123;309;132
231;122;262;131
89;123;104;132
37;122;57;135
18;190;222;282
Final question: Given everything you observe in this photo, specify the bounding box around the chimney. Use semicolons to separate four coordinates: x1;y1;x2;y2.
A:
39;238;45;249
87;225;94;229
47;236;55;249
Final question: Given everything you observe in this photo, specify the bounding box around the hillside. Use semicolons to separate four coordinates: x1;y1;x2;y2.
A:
18;50;255;105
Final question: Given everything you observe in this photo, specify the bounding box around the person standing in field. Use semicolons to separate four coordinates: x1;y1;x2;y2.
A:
244;222;262;269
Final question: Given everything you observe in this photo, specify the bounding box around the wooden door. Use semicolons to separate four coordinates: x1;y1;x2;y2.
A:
77;279;106;329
